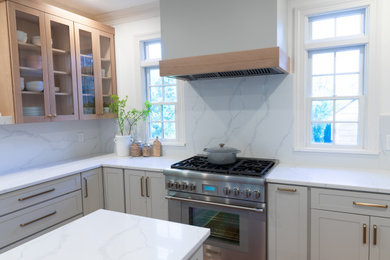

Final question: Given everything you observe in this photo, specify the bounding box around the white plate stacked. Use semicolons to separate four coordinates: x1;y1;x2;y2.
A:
23;106;43;116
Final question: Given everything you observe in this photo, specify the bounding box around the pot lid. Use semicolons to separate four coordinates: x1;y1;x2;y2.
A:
203;144;241;153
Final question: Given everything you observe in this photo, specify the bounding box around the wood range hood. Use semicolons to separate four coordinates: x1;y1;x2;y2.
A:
159;47;290;81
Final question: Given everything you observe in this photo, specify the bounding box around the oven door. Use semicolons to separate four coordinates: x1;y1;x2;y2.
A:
166;192;266;260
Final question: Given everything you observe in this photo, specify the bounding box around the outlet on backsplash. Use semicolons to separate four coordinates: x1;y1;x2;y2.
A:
77;132;85;143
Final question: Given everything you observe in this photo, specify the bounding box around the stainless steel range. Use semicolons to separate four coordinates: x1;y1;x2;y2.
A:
164;156;277;260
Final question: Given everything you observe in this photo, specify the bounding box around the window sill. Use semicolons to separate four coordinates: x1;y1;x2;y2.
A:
294;147;379;155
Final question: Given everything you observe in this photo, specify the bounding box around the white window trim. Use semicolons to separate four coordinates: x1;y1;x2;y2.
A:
293;0;379;154
136;34;186;147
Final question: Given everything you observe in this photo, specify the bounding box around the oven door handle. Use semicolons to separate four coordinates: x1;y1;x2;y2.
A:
165;195;264;213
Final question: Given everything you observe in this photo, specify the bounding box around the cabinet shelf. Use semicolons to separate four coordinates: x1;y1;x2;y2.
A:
22;91;43;95
81;74;93;77
80;54;93;59
82;93;95;96
53;70;70;75
101;58;110;62
18;42;41;51
20;66;43;77
55;92;71;96
52;48;68;54
102;77;111;80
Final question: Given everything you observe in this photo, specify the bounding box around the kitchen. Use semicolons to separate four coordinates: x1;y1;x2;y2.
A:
0;0;390;259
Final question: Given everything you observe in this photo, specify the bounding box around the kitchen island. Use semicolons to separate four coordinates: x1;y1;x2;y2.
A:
0;209;209;260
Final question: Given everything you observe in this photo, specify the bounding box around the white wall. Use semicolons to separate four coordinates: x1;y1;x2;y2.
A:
112;0;390;170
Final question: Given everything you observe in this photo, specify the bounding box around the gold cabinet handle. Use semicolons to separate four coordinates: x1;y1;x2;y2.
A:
84;177;88;198
140;176;144;197
18;188;55;201
20;211;57;227
277;187;297;193
353;202;388;209
373;225;377;245
363;224;367;244
146;177;150;197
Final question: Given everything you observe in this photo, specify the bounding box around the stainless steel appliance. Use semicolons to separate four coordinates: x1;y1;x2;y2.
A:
164;156;277;260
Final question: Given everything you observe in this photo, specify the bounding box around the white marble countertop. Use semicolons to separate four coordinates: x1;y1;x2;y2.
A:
266;164;390;194
0;154;184;195
0;209;210;260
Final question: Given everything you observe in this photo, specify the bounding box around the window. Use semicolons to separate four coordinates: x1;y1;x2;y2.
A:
294;3;379;153
140;39;183;143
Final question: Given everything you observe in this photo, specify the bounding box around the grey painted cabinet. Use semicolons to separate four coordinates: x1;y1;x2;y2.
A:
103;167;125;213
267;184;308;260
124;169;168;220
81;168;104;215
370;217;390;260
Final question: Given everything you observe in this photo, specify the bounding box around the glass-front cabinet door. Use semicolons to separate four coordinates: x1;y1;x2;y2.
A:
75;24;99;119
99;32;116;118
45;14;78;121
8;3;50;123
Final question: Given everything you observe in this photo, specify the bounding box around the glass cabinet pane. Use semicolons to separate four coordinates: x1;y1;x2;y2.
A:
16;10;45;117
100;35;113;114
79;29;96;115
49;19;75;116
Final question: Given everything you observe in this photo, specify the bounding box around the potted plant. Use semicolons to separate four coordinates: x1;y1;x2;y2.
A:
109;95;151;156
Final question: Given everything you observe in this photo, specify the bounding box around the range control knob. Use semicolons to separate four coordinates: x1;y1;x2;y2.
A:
253;190;261;199
223;187;231;196
245;189;251;198
167;181;173;189
233;188;240;197
189;184;196;192
181;182;188;190
174;182;180;189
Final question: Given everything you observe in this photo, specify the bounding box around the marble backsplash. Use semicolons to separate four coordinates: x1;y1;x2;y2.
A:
0;119;115;175
162;75;390;170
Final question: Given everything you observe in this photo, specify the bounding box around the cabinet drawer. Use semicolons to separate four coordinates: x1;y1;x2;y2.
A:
311;188;390;217
0;174;81;216
0;190;82;249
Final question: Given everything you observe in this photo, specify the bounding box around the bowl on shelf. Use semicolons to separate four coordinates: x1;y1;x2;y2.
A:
23;106;43;116
26;81;44;92
17;30;27;43
20;77;25;91
26;55;42;69
32;36;41;46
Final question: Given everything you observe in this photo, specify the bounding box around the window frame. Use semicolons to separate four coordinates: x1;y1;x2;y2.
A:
293;0;379;154
139;36;185;146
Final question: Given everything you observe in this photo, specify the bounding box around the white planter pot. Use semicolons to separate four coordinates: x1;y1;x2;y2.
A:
114;135;132;157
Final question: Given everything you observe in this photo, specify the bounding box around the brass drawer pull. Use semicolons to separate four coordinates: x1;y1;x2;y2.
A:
353;202;388;209
373;225;377;245
277;187;297;193
146;177;150;197
363;224;367;244
20;211;57;227
84;177;88;198
18;188;55;201
140;176;144;197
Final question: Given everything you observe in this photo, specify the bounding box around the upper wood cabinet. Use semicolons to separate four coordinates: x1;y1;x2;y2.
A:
74;24;116;120
0;0;116;124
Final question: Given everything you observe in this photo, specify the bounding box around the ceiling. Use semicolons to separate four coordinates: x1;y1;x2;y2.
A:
43;0;158;17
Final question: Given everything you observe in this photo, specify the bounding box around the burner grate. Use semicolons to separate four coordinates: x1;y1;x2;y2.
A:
171;156;276;177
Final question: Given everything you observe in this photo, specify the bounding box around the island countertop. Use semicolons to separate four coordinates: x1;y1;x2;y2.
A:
0;209;210;260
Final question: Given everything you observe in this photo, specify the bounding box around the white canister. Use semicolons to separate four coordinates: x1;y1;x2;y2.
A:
20;77;25;90
114;135;132;157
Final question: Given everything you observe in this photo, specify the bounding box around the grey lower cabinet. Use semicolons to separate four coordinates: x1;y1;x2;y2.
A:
124;169;168;220
81;168;104;215
103;167;125;213
267;183;308;260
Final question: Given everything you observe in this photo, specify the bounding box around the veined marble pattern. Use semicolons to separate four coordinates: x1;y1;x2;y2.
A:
0;209;209;260
0;120;114;175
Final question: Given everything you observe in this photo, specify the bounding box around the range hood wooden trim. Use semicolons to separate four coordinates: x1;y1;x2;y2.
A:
159;47;290;78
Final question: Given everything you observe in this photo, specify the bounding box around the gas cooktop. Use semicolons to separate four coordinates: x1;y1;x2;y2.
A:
171;156;277;177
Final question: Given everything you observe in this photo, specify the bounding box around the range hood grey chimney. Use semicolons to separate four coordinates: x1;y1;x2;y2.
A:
159;0;290;81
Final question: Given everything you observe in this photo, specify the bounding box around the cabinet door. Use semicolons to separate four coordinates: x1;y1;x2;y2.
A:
311;209;369;260
267;184;308;260
81;168;103;215
8;3;51;123
103;168;125;213
98;31;116;119
145;171;168;220
44;14;78;121
124;169;147;217
74;23;101;120
370;217;390;260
